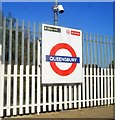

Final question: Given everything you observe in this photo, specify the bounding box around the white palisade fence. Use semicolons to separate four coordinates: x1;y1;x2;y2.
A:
0;18;114;117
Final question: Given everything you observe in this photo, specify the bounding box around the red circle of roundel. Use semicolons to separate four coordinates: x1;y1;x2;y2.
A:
50;43;77;76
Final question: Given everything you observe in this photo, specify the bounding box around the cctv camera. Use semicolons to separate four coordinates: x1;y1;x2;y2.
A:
58;5;64;14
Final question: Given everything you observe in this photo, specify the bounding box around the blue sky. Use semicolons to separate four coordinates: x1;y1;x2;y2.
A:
2;2;113;36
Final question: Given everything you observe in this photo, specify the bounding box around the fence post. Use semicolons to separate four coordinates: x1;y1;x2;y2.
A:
0;9;4;117
37;24;41;115
0;65;4;117
37;40;41;115
78;84;81;109
0;4;2;64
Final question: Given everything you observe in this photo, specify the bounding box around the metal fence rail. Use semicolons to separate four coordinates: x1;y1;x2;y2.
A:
0;18;114;117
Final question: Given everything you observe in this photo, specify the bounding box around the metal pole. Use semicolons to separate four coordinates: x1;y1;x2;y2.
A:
0;3;2;64
53;0;58;25
54;9;58;25
55;0;58;5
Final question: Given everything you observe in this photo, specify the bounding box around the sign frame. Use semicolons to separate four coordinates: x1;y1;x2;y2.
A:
42;24;83;84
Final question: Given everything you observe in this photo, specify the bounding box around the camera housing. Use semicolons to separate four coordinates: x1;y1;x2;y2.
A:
58;5;64;14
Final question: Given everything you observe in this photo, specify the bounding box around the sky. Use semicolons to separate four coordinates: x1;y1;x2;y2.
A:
1;2;113;37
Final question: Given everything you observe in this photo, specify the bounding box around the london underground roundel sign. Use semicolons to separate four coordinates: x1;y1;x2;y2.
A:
42;24;82;84
46;43;80;76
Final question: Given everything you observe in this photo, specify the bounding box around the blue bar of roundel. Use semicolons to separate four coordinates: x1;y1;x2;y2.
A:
46;55;80;63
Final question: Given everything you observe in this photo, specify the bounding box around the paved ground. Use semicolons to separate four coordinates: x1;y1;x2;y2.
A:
1;105;114;119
